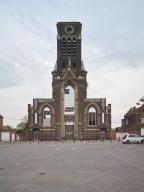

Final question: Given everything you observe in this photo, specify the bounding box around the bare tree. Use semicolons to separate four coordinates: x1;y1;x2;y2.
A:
16;116;29;134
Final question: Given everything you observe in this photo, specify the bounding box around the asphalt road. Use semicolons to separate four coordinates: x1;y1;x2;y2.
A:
0;141;144;192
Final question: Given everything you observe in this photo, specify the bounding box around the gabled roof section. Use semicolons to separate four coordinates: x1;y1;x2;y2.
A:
62;68;76;80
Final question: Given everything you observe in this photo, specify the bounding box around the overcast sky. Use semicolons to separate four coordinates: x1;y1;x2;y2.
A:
0;0;144;128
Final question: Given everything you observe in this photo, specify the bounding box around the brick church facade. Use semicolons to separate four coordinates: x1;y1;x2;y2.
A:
28;22;111;140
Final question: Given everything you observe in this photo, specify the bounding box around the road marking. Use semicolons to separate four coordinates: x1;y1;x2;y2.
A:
107;151;138;167
71;147;80;150
108;151;144;172
0;175;16;178
116;148;142;159
31;156;49;159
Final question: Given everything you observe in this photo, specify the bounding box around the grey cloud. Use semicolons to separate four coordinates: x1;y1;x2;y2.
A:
84;47;144;71
0;9;56;89
0;43;54;89
0;63;20;88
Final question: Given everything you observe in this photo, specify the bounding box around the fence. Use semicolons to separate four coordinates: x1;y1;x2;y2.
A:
0;130;115;144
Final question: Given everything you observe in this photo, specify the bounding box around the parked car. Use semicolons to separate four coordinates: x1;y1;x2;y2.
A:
122;134;144;144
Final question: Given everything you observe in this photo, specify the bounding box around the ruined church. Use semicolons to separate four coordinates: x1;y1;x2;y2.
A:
28;22;111;140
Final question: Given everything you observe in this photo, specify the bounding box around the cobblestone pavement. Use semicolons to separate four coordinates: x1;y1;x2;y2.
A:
0;141;144;192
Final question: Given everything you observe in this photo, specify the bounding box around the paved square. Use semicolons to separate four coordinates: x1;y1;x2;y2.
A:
0;141;144;192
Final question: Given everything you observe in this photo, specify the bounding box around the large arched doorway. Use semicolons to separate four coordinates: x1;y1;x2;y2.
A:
64;85;75;139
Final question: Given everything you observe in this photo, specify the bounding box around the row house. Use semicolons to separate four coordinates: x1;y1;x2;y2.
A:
122;98;144;135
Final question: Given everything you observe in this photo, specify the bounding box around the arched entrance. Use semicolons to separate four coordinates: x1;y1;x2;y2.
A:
64;85;75;139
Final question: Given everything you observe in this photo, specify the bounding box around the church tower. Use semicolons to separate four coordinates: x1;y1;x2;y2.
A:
52;22;87;138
